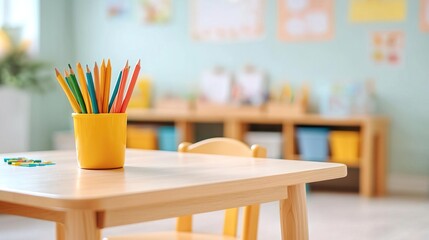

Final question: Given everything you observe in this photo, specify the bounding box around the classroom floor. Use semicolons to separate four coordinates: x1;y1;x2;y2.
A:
0;192;428;240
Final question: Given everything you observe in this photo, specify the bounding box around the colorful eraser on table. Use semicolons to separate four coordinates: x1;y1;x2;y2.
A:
3;158;56;167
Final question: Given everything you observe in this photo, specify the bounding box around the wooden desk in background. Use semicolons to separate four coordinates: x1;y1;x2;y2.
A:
127;109;388;197
0;150;346;240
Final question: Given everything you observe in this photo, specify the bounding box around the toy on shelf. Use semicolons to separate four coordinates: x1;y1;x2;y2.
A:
319;80;376;116
195;65;268;115
128;76;152;109
154;93;192;114
266;83;309;116
233;64;268;106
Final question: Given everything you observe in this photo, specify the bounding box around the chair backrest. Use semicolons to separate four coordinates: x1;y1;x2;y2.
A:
176;137;266;240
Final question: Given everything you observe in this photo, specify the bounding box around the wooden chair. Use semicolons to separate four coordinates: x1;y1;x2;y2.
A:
105;137;266;240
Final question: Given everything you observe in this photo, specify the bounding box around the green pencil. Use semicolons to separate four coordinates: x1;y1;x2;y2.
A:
109;70;122;112
66;70;87;113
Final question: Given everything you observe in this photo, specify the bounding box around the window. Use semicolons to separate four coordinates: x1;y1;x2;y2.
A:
0;0;39;54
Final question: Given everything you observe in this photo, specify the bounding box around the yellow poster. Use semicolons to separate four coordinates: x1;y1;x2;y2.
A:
349;0;406;22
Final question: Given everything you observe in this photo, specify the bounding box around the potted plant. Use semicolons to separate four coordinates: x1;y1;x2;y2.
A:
0;27;48;153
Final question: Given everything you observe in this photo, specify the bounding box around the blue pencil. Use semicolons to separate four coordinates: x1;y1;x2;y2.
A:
109;70;122;113
86;65;99;114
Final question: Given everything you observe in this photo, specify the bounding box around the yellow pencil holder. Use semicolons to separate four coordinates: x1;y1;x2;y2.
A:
72;113;127;169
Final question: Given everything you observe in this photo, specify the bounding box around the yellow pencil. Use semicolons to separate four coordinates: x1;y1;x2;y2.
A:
75;63;92;113
54;68;81;113
94;62;102;112
100;59;106;113
103;59;112;113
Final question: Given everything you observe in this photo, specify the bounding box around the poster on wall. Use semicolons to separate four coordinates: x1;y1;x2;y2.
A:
349;0;406;22
421;0;429;32
278;0;334;42
106;0;132;19
191;0;264;42
371;31;404;66
138;0;171;24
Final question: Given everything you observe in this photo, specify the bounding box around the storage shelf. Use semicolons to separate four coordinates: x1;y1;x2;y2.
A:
126;108;388;197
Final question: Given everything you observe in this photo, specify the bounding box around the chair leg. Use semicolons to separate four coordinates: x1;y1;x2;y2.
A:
176;215;193;232
242;204;260;240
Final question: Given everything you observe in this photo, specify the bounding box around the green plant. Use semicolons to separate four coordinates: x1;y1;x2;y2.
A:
0;29;49;92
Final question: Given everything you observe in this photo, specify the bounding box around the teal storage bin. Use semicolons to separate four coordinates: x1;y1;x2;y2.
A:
157;126;178;151
297;127;329;161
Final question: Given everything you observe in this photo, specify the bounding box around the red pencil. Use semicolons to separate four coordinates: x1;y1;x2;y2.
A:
120;60;141;113
114;61;129;113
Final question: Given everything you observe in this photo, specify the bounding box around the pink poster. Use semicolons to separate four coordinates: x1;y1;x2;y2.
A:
421;0;429;32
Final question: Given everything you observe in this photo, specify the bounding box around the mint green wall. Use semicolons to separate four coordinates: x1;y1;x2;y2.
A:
64;0;429;176
30;0;75;150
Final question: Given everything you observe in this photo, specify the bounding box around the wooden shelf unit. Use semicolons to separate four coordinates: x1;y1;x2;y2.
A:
127;109;389;197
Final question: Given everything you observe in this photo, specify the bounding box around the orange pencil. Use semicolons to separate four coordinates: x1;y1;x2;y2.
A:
114;61;129;113
99;59;106;113
54;68;80;113
103;59;112;113
93;62;102;112
76;63;92;113
120;60;141;113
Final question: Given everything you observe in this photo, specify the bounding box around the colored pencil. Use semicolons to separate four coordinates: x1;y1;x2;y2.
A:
99;60;106;113
103;59;112;113
93;62;102;113
66;69;87;113
54;60;141;114
120;60;141;113
86;65;99;114
109;70;122;113
114;61;129;113
54;68;81;113
73;63;92;113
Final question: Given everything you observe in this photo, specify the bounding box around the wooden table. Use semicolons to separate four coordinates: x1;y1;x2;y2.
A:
0;150;346;240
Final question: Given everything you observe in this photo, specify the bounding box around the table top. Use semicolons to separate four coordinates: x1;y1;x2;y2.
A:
0;150;346;210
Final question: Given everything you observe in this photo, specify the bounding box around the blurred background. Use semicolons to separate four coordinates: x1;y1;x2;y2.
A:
0;0;428;196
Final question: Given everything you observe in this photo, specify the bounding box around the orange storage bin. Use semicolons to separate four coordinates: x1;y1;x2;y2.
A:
127;126;157;150
329;131;360;165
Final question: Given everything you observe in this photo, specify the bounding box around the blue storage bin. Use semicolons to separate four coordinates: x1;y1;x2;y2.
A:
297;127;329;161
157;126;178;151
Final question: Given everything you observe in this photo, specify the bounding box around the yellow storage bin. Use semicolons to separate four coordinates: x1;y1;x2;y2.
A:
329;131;360;165
127;126;157;150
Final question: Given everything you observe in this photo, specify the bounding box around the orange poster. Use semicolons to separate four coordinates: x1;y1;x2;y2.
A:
278;0;334;41
421;0;429;32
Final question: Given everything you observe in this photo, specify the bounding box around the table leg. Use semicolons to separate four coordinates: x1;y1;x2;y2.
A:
65;210;101;240
279;184;308;240
56;223;65;240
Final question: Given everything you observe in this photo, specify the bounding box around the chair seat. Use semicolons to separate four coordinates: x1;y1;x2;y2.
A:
105;231;239;240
